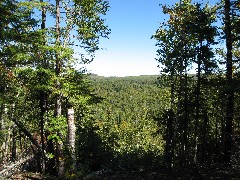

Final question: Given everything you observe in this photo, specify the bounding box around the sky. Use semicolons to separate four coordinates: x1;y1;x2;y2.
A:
86;0;218;77
86;0;169;77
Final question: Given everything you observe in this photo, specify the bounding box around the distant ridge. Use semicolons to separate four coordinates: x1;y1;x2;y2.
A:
89;73;159;78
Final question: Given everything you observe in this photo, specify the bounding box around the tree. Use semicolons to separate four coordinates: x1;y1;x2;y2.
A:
223;0;234;166
153;0;218;167
0;0;110;177
0;0;40;164
185;3;218;163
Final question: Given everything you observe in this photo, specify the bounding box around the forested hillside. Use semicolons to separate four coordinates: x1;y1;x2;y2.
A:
79;74;240;178
84;75;168;170
1;0;240;179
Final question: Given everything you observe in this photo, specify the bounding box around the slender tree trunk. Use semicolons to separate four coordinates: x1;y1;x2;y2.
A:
39;93;46;173
224;0;234;166
201;110;208;163
164;74;176;169
19;130;23;154
165;110;174;169
182;66;189;165
46;132;56;175
0;104;4;162
1;105;8;163
194;41;202;164
55;0;64;177
38;0;47;173
11;125;17;162
177;58;184;166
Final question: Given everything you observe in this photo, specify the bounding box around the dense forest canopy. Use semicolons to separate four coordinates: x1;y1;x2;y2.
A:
1;0;240;179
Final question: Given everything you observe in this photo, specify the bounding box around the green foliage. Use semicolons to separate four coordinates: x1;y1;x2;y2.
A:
73;0;110;54
2;0;240;177
46;115;68;142
152;0;233;168
0;0;110;176
75;75;169;171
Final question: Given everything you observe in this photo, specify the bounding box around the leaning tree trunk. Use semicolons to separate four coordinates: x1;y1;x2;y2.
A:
12;118;42;172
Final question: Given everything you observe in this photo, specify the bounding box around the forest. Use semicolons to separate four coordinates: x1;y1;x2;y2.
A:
1;0;240;179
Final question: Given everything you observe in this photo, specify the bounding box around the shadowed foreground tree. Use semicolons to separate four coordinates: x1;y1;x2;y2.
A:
0;0;110;178
153;0;219;168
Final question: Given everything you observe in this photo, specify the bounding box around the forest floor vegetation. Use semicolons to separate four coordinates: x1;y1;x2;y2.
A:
10;167;240;180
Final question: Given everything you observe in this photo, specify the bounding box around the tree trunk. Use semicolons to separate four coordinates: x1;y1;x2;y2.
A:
11;125;17;162
12;118;42;171
11;118;42;151
46;132;57;175
183;67;189;165
224;0;234;166
201;110;208;163
39;0;47;173
165;76;176;169
39;92;46;173
1;105;8;163
55;0;64;177
67;107;76;172
165;110;174;169
194;41;202;164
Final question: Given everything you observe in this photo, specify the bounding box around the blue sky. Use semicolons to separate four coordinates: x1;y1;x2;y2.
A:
86;0;218;77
